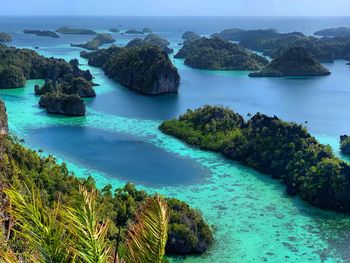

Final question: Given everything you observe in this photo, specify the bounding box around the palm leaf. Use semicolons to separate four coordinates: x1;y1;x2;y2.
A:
124;195;169;263
62;186;111;263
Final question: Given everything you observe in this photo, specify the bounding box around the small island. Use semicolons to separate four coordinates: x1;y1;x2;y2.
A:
23;29;59;38
71;33;115;50
182;31;201;42
314;27;350;37
211;28;279;41
340;135;350;155
160;105;350;213
126;33;174;54
125;29;144;34
249;47;331;77
56;27;97;35
143;27;152;33
109;28;120;33
175;37;269;70
81;45;180;95
39;92;86;116
0;32;12;42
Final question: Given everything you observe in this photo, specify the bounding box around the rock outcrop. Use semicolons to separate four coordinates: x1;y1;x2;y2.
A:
249;47;330;77
39;92;85;116
0;100;8;135
175;37;269;70
82;45;180;95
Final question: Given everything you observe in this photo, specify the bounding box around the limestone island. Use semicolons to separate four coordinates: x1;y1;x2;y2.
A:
160;105;350;213
71;33;115;50
109;28;120;33
23;29;59;38
182;31;201;42
143;27;152;33
340;135;350;155
0;100;213;255
0;45;95;116
314;27;350;37
56;27;97;35
175;37;269;70
81;45;180;95
39;92;85;116
125;29;144;34
0;32;12;42
249;47;330;77
126;33;174;54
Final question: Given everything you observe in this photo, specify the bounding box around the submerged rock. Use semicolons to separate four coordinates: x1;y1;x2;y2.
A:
82;45;180;95
249;47;331;77
39;92;85;116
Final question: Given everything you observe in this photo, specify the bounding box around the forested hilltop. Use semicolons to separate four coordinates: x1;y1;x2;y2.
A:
160;105;350;213
0;100;213;260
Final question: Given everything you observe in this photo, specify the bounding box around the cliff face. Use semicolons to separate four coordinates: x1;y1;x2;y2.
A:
249;47;331;77
0;100;8;135
83;45;180;95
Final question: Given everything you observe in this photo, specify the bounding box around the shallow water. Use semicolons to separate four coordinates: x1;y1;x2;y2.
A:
1;16;350;262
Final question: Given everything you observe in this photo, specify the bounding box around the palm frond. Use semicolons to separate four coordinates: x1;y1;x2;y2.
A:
62;186;111;263
124;195;169;263
4;186;69;263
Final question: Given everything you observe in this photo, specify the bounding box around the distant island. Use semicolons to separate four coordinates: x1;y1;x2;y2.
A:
81;45;180;95
0;32;12;42
143;27;152;33
125;29;144;34
160;105;350;213
212;28;350;62
0;99;7;134
71;33;115;50
314;27;350;37
56;27;97;35
175;37;269;70
109;28;120;33
182;31;201;42
249;47;330;77
0;45;94;116
126;33;174;54
23;29;59;38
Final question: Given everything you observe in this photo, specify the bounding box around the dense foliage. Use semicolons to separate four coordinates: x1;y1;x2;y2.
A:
0;102;212;255
81;45;180;95
340;135;350;155
0;65;26;88
126;33;174;54
314;27;350;37
0;32;13;42
175;37;269;70
23;30;59;38
72;33;116;50
249;47;330;77
160;105;350;213
56;27;97;35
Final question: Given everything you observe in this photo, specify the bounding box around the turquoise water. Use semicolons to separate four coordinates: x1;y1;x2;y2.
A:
1;16;350;262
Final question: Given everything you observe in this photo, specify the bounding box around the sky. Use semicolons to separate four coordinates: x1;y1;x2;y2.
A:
1;0;350;16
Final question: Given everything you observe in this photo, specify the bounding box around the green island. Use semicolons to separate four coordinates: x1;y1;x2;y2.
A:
23;29;60;38
81;45;180;95
71;33;116;50
0;32;13;42
125;29;144;34
314;27;350;37
0;45;94;116
249;46;331;77
175;37;269;70
56;27;97;35
143;27;152;33
126;33;174;54
160;105;350;213
340;135;350;155
0;104;213;260
109;28;120;33
182;31;201;42
211;28;279;41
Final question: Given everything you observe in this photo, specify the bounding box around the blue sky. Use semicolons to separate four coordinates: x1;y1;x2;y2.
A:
2;0;350;16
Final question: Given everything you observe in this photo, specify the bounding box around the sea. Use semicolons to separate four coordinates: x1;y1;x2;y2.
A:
1;16;350;262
